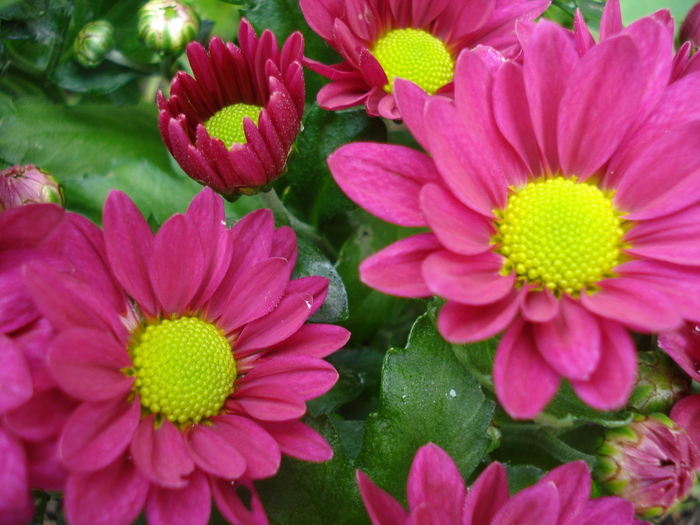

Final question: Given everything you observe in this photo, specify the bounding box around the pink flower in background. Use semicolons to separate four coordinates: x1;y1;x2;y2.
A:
158;19;305;197
26;188;350;525
300;0;548;119
330;2;700;419
357;442;641;524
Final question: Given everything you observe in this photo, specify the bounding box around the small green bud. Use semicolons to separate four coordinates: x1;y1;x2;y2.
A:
138;0;200;56
629;351;690;415
73;20;115;68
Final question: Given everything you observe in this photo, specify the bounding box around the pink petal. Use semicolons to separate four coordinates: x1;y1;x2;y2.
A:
494;319;561;420
359;234;442;298
284;276;329;316
422;250;513;306
49;328;133;401
436;290;522;344
65;454;150;525
658;326;700;382
670;395;700;451
533;297;601;381
407;504;453;525
258;420;332;462
232;383;307;421
146;469;211;525
573;10;595;55
599;0;623;39
211;478;270;525
419;183;495;256
540;461;591;525
265;324;350;359
237;356;338;400
59;397;141;471
356;470;409;525
0;202;63;250
463;462;509;525
579;497;637;525
0;336;32;413
4;388;76;441
0;427;33;525
394;78;432;149
130;416;194;488
184;423;247;480
491;479;560;525
328;143;439;227
570;319;636;410
521;288;559;323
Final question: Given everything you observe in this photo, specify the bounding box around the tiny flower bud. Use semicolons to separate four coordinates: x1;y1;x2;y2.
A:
0;165;64;211
680;2;700;49
629;351;690;415
73;20;115;68
138;0;200;56
596;413;699;519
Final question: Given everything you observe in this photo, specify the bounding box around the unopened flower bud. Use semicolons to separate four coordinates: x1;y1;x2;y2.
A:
138;0;200;56
596;413;699;519
0;165;64;211
680;2;700;49
73;20;115;68
629;351;690;415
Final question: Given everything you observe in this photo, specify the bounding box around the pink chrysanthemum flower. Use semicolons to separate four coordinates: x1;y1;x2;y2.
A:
330;3;700;419
26;188;350;525
300;0;549;119
158;19;305;197
357;442;642;524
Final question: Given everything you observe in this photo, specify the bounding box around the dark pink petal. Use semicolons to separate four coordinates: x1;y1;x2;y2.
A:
658;326;700;382
407;504;453;525
4;388;75;441
463;462;509;525
209;415;281;479
406;443;465;521
436;290;522;344
0;203;63;250
146;469;211;525
599;0;623;39
540;461;590;525
494;319;561;420
237;356;337;400
65;455;149;525
316;78;371;111
233;382;307;421
411;0;450;27
579;496;637;525
103;190;158;317
534;297;602;381
59;397;140;471
0;336;32;413
26;439;67;491
521;288;559;323
284;276;328;316
217;258;289;333
394;78;432;149
271;225;297;269
570;319;636;410
48;328;133;401
258;420;332;462
670;395;700;450
356;470;409;525
423;250;513;305
264;324;350;359
0;426;33;525
0;250;42;333
573;10;595;55
184;423;247;480
419;183;495;256
491;478;559;525
558;36;644;179
581;277;681;332
211;478;270;525
359;234;442;298
130;416;194;488
523;21;578;173
328;143;440;227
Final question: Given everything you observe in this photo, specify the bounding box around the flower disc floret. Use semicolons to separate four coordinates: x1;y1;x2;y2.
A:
204;103;263;149
495;177;624;295
129;316;235;424
371;28;453;94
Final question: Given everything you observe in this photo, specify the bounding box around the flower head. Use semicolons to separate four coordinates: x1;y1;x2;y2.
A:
300;0;549;119
158;19;305;198
329;2;700;419
26;188;350;525
0;164;64;211
357;443;641;524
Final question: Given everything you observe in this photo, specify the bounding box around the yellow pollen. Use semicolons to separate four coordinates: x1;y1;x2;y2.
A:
371;28;453;95
494;177;626;296
127;316;236;425
204;103;262;149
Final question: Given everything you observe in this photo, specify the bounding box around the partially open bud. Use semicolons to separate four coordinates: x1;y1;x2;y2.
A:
0;165;64;211
629;351;690;415
73;20;115;68
680;2;700;49
596;413;700;519
138;0;200;56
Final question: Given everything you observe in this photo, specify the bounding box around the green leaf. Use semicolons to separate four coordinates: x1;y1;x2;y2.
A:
550;0;605;28
619;0;697;24
452;336;499;391
504;464;546;493
539;382;634;429
52;60;140;95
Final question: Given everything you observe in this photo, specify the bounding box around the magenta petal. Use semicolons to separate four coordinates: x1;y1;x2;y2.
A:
491;478;559;525
436;290;522;344
356;470;409;525
0;203;63;250
265;324;350;359
422;250;513;305
0;427;33;525
211;478;269;525
4;388;75;441
579;496;637;525
329;143;439;227
670;395;700;450
258;420;332;462
237;356;338;400
394;78;432;149
463;462;509;525
184;423;247;480
59;397;140;471
359;233;442;298
540;461;591;525
659;326;700;382
284;276;328;316
0;336;32;413
49;328;133;401
599;0;623;39
406;443;465;520
233;383;307;421
494;319;561;420
521;288;559;323
570;319;636;411
534;297;601;381
65;455;149;525
146;469;211;525
130;416;194;488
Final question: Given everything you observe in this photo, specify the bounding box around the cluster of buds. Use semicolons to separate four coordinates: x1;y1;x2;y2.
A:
0;164;63;211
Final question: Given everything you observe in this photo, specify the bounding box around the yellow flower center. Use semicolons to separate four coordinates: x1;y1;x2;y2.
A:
127;316;236;424
371;28;453;95
494;177;626;296
203;103;262;149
